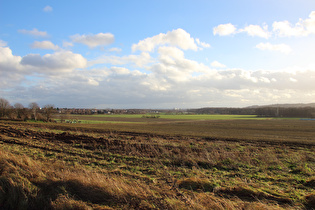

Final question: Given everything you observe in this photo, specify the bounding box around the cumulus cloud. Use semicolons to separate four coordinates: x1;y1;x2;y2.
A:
43;5;53;12
256;42;292;54
18;28;48;37
214;23;271;38
213;23;237;36
0;47;88;96
240;24;270;38
108;47;122;53
149;46;211;83
0;47;22;72
21;51;87;73
196;39;211;48
211;61;226;68
273;11;315;37
3;41;315;108
0;47;24;89
89;52;152;68
71;33;114;48
132;28;200;52
273;20;306;37
3;24;315;108
31;41;60;50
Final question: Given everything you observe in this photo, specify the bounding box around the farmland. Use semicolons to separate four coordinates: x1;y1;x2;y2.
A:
0;114;315;209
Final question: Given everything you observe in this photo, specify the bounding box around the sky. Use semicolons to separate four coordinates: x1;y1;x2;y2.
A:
1;0;315;109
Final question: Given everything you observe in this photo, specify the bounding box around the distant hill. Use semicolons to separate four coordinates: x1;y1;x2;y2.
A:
246;103;315;108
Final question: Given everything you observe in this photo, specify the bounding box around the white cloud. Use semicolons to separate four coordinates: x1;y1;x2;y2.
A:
304;11;315;34
214;11;315;38
31;41;60;50
3;23;315;108
0;47;22;72
0;47;24;89
256;42;292;54
89;52;152;68
150;46;210;83
214;23;271;38
0;40;7;47
71;33;115;48
240;24;270;39
110;67;130;75
108;47;122;53
211;61;226;68
18;28;48;37
62;41;73;48
43;6;53;12
213;23;237;36
132;28;199;52
273;11;315;37
2;45;315;108
196;39;211;48
272;20;306;37
21;51;87;73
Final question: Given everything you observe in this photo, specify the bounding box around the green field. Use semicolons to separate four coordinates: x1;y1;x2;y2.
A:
57;114;275;125
70;114;263;120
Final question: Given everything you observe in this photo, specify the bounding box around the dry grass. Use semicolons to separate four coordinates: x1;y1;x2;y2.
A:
0;120;314;209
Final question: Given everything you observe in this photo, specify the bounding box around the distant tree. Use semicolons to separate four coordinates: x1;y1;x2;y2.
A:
14;103;29;120
14;103;24;119
43;104;55;122
0;98;11;118
29;102;40;121
14;103;24;109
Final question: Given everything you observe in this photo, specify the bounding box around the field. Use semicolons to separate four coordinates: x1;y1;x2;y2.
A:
1;114;315;209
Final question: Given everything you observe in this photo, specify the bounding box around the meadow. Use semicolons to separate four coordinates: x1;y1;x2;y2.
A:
0;114;315;209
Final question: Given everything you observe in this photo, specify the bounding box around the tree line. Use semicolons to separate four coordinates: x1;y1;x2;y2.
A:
0;98;55;122
254;107;315;118
1;97;315;120
189;106;315;118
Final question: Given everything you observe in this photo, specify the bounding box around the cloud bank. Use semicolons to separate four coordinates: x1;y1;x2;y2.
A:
2;10;315;108
1;29;314;108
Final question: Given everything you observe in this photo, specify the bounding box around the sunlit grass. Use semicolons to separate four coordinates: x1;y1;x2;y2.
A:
1;120;314;209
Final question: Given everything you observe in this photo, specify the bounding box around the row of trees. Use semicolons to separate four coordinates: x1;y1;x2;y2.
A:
0;98;55;122
255;107;315;118
188;106;315;118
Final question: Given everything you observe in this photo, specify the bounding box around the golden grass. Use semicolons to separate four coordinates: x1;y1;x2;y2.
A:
0;120;314;209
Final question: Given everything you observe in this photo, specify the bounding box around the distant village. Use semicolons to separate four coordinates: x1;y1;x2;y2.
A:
56;108;186;115
57;103;315;118
1;95;315;121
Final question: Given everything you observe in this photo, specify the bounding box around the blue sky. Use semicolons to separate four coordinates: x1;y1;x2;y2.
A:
1;0;315;108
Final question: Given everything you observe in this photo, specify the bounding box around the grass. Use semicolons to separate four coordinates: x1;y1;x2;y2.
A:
71;114;266;120
1;117;315;209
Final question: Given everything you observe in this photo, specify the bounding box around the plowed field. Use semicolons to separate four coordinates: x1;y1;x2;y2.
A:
0;119;315;209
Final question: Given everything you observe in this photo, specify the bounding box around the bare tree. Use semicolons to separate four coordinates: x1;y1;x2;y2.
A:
29;102;40;121
43;104;55;122
14;103;24;119
0;98;11;118
14;103;29;120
